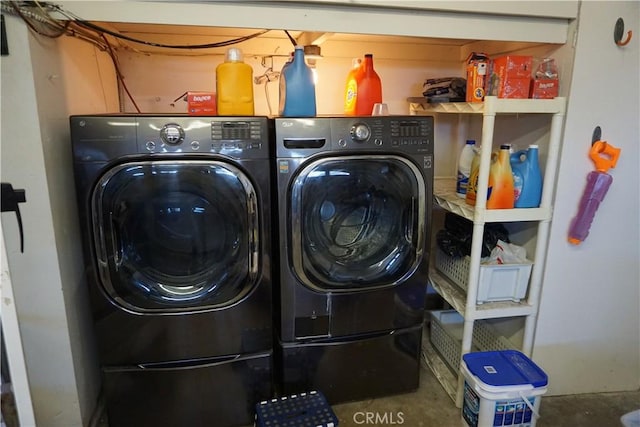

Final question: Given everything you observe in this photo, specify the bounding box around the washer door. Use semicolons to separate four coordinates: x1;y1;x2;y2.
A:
92;160;259;313
290;155;425;291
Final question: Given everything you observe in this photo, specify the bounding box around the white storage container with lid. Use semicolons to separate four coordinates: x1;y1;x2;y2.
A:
461;350;548;427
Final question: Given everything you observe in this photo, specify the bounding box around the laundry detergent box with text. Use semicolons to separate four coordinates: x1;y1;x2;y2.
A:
186;91;217;115
466;52;490;102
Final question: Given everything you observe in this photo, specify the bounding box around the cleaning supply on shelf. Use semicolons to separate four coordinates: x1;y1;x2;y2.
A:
465;145;481;206
344;58;362;115
216;48;254;116
466;52;489;103
456;140;476;198
511;144;543;208
487;144;515;209
279;46;317;117
355;54;382;115
278;51;294;114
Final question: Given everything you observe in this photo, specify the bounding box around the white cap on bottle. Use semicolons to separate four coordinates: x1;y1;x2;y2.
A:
226;48;243;62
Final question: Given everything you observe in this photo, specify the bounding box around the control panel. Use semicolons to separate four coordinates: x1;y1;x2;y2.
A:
332;117;433;153
137;117;268;157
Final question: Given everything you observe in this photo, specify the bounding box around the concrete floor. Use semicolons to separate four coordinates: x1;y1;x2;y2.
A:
86;351;640;427
331;359;640;427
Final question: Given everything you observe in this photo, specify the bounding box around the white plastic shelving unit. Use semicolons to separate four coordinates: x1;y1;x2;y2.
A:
410;96;567;406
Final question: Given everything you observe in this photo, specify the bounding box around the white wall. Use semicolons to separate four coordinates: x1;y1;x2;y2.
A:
1;15;118;425
533;1;640;395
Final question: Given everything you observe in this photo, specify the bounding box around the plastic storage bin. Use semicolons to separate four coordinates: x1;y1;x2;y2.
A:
435;249;533;304
430;310;471;372
461;350;548;427
255;390;338;427
429;310;514;373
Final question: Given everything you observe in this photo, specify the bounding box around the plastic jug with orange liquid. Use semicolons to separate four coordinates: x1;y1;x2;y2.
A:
487;144;515;209
355;54;382;115
344;58;362;115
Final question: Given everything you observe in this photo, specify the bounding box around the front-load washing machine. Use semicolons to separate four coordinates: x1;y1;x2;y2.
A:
71;115;273;427
273;116;434;404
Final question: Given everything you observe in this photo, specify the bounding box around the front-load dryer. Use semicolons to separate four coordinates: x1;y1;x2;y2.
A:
274;116;434;404
71;115;273;427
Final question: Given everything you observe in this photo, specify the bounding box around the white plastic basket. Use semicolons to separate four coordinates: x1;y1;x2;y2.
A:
429;310;517;373
430;310;468;372
435;249;533;304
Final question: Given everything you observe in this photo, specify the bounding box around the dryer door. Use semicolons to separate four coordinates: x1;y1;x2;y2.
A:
290;155;425;292
92;160;259;312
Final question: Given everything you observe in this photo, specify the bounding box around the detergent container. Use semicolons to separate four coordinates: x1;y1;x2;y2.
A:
216;48;254;115
457;140;477;198
355;54;382;115
511;145;543;208
487;144;515;209
344;58;362;115
462;350;548;427
278;51;294;114
465;146;481;206
279;46;316;117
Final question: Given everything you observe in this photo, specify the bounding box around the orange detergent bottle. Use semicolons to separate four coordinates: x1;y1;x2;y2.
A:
486;144;515;209
355;54;382;116
344;58;362;115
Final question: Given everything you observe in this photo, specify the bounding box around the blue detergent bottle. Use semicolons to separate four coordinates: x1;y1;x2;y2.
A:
279;46;317;117
510;144;543;208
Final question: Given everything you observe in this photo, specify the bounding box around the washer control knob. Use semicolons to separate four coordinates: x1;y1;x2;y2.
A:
145;141;156;151
350;123;371;142
160;123;185;145
190;141;200;150
374;139;383;146
338;139;347;147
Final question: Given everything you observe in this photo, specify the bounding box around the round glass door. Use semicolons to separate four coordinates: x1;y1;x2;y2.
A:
92;160;259;312
290;156;425;291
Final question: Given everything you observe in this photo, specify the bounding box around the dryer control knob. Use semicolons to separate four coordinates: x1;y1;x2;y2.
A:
160;123;185;145
350;123;371;142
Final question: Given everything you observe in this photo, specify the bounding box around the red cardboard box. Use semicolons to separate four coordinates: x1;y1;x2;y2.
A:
530;78;559;99
492;55;533;78
488;55;533;99
186;91;217;116
497;77;531;99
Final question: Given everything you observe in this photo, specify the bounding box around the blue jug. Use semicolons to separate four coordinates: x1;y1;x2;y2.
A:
279;46;316;117
510;144;542;208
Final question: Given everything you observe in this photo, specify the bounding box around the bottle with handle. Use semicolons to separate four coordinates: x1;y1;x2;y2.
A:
456;140;476;198
486;144;515;209
279;46;316;117
344;58;362;115
510;144;543;208
354;54;382;116
216;48;254;115
465;144;481;206
568;135;621;245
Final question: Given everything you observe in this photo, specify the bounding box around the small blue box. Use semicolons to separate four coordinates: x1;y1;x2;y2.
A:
255;390;338;427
